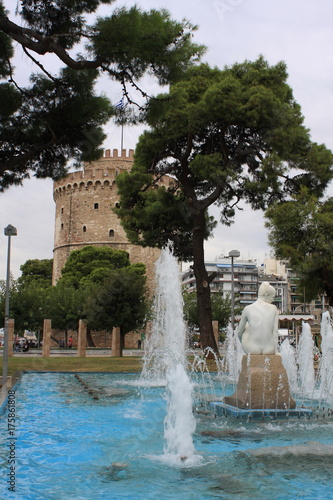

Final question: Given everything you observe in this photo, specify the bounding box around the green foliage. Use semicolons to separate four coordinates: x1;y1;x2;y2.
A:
0;259;52;332
115;172;216;260
117;57;333;258
0;66;113;190
116;176;195;259
116;57;333;353
266;191;333;305
183;290;199;326
51;245;148;333
84;267;148;334
0;0;204;189
0;2;13;78
18;259;53;288
20;0;116;49
183;290;232;329
9;283;47;333
59;245;130;288
211;293;232;328
91;8;204;84
0;274;18;327
44;282;88;331
0;250;148;334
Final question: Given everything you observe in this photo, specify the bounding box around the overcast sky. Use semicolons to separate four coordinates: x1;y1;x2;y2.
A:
1;0;333;278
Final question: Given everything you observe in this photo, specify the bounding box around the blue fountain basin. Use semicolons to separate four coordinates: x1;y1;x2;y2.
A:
209;401;313;420
2;372;333;500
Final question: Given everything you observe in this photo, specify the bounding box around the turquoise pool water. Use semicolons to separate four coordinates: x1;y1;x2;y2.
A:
1;372;333;499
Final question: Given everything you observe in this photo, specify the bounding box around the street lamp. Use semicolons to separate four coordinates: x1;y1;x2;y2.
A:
2;224;17;387
229;249;240;332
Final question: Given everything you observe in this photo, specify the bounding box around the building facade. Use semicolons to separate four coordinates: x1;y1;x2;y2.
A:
182;257;259;306
52;148;163;289
182;256;322;318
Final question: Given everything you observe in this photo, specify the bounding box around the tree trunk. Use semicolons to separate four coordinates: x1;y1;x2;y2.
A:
192;212;219;358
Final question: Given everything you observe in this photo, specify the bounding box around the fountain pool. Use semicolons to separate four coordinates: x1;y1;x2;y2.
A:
3;246;333;499
1;371;333;500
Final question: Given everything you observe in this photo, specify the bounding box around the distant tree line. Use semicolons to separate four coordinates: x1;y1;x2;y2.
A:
0;246;236;348
0;246;148;349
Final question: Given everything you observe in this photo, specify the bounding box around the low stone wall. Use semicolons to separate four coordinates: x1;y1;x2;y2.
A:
50;329;142;349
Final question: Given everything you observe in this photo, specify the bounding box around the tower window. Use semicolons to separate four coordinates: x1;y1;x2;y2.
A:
83;226;87;232
94;203;99;209
61;223;64;230
61;207;64;214
109;229;114;237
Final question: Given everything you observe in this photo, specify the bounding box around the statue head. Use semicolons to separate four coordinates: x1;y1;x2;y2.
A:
258;282;275;303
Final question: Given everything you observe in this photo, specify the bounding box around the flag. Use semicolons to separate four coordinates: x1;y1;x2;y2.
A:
115;97;124;109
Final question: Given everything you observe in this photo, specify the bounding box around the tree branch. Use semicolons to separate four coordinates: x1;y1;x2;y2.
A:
0;135;63;176
0;14;101;70
22;46;59;82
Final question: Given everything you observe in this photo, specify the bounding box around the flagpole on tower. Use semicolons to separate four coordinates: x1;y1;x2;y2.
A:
116;96;125;151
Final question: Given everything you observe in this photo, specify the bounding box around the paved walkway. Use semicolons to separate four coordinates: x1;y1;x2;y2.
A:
1;349;144;357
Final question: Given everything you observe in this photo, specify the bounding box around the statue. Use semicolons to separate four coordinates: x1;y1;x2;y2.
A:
237;281;279;355
224;281;296;409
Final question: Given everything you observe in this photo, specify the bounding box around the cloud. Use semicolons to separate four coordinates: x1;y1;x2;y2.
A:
0;178;54;279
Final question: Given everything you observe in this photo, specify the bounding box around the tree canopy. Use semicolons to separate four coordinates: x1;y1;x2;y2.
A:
183;290;232;332
57;246;148;340
44;282;88;332
9;283;48;334
265;191;333;306
58;245;138;287
0;0;204;190
84;266;147;337
116;58;333;354
18;258;53;288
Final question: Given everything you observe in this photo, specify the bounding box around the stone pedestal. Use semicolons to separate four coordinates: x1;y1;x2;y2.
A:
77;320;87;357
42;319;52;357
224;354;296;409
8;319;14;357
111;327;122;357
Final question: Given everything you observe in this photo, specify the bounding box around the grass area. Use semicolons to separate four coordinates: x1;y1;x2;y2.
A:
3;353;221;378
6;356;144;376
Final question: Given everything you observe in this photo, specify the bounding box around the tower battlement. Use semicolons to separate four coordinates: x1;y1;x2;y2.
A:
53;148;135;197
103;148;134;159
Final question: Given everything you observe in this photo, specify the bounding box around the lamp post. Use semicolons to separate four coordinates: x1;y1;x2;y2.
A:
229;249;240;332
2;225;17;387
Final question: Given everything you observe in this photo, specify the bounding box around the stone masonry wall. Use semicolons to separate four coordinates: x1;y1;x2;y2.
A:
52;148;163;292
51;328;142;349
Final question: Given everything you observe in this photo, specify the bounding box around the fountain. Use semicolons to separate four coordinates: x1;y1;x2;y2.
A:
141;243;197;464
297;321;315;396
212;282;304;418
319;311;333;400
224;324;243;383
280;336;298;392
2;248;333;499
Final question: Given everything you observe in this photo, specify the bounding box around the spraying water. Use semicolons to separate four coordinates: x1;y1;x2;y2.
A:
141;245;186;381
296;321;315;396
319;311;333;401
224;323;243;382
280;338;298;393
142;244;196;462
